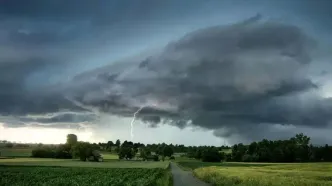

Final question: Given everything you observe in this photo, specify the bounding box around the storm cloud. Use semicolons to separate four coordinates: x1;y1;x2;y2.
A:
62;15;332;142
1;0;332;144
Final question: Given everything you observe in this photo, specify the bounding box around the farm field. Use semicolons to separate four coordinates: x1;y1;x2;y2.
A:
0;158;168;168
0;165;172;186
177;161;332;186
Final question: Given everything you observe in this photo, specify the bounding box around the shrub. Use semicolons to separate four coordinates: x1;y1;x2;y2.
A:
201;148;222;162
32;147;55;158
5;143;14;148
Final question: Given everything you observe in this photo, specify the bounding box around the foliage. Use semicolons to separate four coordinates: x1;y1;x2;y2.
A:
71;142;100;161
118;147;134;160
140;147;152;160
31;147;55;158
115;139;121;147
162;145;174;157
66;134;78;146
5;143;13;148
0;166;172;186
231;133;332;163
201;148;223;162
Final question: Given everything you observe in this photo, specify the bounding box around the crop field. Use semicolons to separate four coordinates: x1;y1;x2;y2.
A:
0;158;168;168
178;161;332;186
0;165;172;186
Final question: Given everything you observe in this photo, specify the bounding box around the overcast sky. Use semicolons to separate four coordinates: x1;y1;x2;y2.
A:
1;0;332;145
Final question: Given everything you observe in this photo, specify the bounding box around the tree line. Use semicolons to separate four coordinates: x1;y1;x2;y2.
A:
7;133;332;163
230;133;332;162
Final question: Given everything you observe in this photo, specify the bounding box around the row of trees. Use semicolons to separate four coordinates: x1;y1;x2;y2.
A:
27;133;332;163
32;134;102;161
231;133;332;162
117;140;174;161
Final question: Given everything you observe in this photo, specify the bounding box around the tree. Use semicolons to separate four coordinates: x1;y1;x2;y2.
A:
195;149;202;159
140;147;152;160
162;145;174;157
201;148;222;162
115;139;121;147
32;147;55;158
66;134;78;146
118;147;134;160
71;142;99;161
5;143;14;148
107;141;114;151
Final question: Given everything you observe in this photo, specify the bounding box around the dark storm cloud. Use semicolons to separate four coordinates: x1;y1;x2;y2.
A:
64;14;332;142
18;112;96;124
1;0;332;143
0;0;212;118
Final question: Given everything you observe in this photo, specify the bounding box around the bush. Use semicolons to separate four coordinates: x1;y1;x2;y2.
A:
201;148;222;162
32;145;73;159
170;156;175;160
14;144;30;148
5;143;14;148
54;149;72;159
32;147;55;158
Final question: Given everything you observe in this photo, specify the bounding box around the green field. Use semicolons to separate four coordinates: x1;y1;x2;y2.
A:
0;148;32;157
177;161;271;170
178;161;332;186
0;158;168;168
0;165;171;186
0;148;119;159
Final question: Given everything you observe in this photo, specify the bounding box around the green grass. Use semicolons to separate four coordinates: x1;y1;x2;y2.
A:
220;149;232;154
0;148;32;157
0;158;169;168
178;161;332;186
0;165;171;186
177;161;272;170
100;152;118;159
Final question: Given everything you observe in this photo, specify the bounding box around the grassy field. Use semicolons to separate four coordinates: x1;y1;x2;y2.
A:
178;161;332;186
0;158;168;168
177;161;271;170
0;165;172;186
0;147;119;159
0;148;32;157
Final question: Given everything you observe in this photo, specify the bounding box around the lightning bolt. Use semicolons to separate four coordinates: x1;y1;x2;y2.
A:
130;106;146;141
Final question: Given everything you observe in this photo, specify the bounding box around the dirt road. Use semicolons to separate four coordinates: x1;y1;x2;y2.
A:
170;162;210;186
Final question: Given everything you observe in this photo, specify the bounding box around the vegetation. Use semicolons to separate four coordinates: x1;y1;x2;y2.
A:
231;133;332;163
0;158;168;168
0;165;172;186
193;163;332;186
0;148;32;157
2;132;332;186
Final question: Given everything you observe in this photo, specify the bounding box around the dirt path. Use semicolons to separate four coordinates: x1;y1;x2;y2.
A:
170;162;210;186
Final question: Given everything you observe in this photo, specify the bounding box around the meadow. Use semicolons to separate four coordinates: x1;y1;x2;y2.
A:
178;161;332;186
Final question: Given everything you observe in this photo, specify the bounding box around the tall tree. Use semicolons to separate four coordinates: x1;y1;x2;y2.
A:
115;139;121;147
66;134;77;146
